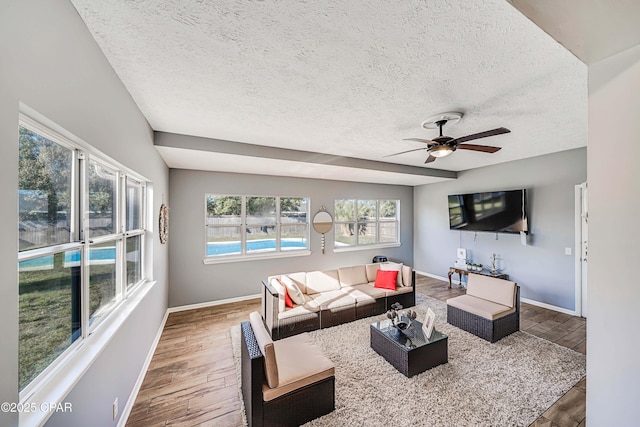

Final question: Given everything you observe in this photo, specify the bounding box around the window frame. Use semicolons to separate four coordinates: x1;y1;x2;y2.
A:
17;113;150;405
204;194;310;263
333;198;401;252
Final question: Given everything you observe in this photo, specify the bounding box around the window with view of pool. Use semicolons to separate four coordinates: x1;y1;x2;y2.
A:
207;238;307;256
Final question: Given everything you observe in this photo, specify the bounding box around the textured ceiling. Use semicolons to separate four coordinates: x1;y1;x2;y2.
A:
70;0;587;183
509;0;640;65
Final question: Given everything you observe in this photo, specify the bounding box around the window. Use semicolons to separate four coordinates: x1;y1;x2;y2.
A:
334;199;399;249
18;116;148;395
205;195;309;259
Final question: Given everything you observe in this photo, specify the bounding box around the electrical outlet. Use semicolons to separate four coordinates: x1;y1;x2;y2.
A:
113;397;118;421
565;247;572;255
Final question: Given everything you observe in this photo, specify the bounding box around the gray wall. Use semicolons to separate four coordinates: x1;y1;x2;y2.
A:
414;148;586;311
587;43;640;424
0;1;169;426
168;168;414;307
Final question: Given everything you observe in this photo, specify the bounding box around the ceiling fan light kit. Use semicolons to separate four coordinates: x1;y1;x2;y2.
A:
429;145;455;158
387;111;510;163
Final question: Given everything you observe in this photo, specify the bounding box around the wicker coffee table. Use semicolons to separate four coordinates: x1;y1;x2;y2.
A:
370;318;448;377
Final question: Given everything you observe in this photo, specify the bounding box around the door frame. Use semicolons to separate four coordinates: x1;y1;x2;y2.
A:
574;182;587;317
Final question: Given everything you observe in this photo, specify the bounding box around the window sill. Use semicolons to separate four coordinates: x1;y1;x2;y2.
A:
19;279;157;427
203;250;311;264
333;243;401;253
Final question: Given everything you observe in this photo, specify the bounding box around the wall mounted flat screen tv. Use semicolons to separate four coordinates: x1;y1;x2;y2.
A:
448;189;528;234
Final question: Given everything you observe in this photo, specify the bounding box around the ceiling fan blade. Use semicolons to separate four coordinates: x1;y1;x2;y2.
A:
457;144;502;153
424;155;436;164
450;127;510;144
383;147;427;158
403;138;436;145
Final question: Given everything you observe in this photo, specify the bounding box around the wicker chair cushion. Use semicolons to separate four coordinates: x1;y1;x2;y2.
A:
308;290;357;310
338;265;368;287
262;333;335;401
446;294;516;320
467;274;517;308
305;270;341;293
249;311;279;388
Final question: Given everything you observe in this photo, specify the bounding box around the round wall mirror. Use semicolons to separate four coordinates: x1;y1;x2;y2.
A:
312;210;333;233
312;208;333;254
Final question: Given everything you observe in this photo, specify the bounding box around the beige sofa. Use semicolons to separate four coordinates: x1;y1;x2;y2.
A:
261;262;415;340
241;311;335;426
446;273;520;342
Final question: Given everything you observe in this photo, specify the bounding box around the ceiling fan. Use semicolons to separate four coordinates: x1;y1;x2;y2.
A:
386;112;510;163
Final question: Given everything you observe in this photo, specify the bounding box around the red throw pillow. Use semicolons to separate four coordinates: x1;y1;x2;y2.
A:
284;287;294;308
374;270;398;290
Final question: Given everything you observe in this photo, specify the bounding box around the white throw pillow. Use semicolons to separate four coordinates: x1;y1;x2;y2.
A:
379;262;403;287
279;275;305;305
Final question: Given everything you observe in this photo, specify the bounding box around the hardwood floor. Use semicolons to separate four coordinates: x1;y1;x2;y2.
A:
126;275;586;427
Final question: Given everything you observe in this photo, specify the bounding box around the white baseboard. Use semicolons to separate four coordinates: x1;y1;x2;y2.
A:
118;293;260;426
520;297;577;316
415;270;463;286
416;270;578;316
167;293;262;313
117;309;170;427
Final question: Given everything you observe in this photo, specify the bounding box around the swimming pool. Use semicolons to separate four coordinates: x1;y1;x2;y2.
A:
207;239;307;256
19;247;117;271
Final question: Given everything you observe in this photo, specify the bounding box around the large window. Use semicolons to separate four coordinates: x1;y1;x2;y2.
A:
18;116;148;395
334;199;399;248
205;195;309;259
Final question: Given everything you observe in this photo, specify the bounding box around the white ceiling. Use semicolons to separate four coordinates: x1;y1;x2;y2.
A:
70;0;589;185
508;0;640;65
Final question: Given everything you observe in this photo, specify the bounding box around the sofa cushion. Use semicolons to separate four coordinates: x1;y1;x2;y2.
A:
249;311;279;388
365;263;381;282
467;274;516;308
446;294;516;320
338;265;368;287
308;290;357;310
306;270;341;294
277;295;320;320
269;277;287;314
384;285;413;297
401;264;412;288
341;283;388;303
280;275;305;305
263;332;335;401
286;272;308;294
374;270;397;290
379;262;403;287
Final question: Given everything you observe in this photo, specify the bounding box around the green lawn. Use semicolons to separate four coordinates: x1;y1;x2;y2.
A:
19;256;114;391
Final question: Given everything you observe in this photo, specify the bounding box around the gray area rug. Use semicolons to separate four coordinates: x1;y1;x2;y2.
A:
231;294;585;426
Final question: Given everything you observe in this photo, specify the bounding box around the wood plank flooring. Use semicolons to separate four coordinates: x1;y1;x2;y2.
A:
126;275;586;427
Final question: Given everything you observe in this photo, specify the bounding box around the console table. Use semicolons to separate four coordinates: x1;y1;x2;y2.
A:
448;267;509;288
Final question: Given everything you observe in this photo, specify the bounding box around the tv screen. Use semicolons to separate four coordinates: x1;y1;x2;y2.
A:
448;189;528;234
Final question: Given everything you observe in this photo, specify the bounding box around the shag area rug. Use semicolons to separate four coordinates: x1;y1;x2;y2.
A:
231;294;585;426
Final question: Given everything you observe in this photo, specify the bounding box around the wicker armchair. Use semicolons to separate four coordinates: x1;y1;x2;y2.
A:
240;313;335;426
446;274;520;343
